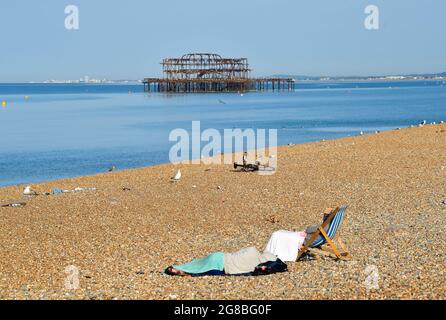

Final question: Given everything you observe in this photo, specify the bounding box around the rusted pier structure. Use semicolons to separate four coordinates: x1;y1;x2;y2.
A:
143;53;295;93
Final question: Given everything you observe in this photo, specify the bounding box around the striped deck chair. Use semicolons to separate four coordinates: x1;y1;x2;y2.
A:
297;206;350;260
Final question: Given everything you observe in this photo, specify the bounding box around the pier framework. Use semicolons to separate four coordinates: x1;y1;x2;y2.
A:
143;53;295;93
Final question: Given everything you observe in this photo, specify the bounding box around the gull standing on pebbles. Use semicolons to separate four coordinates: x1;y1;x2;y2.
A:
23;186;38;196
171;170;182;182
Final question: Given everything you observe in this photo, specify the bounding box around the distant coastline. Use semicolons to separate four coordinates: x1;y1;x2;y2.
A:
39;79;142;85
273;71;446;82
1;71;445;85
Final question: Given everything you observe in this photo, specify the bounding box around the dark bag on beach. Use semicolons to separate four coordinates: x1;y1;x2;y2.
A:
251;259;288;276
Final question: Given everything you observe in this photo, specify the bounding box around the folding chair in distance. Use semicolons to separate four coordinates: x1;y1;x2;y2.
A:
297;206;351;261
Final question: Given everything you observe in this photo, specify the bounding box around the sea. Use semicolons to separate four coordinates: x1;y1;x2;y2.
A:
1;80;445;187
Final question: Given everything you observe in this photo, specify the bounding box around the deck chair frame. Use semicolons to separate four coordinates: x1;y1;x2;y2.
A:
296;206;350;261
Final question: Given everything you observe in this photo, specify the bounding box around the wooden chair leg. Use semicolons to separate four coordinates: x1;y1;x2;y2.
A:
319;227;342;259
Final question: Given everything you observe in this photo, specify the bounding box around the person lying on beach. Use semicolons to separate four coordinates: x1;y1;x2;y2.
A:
165;247;287;277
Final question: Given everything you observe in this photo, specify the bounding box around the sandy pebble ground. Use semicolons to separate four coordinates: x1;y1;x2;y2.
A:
0;123;445;300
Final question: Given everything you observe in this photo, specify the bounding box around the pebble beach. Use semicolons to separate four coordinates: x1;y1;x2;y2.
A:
0;123;445;300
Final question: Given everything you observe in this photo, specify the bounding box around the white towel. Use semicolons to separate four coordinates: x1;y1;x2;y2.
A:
265;230;307;262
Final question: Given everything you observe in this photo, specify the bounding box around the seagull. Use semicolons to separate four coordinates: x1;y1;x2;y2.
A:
108;166;117;172
23;186;38;196
171;170;182;182
360;131;364;136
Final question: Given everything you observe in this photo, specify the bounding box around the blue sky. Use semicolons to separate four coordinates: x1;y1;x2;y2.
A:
0;0;445;82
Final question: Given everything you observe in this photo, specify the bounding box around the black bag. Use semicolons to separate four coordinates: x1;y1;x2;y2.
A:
251;259;288;276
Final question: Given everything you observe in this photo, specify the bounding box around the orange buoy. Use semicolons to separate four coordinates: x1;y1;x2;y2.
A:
1;101;6;108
